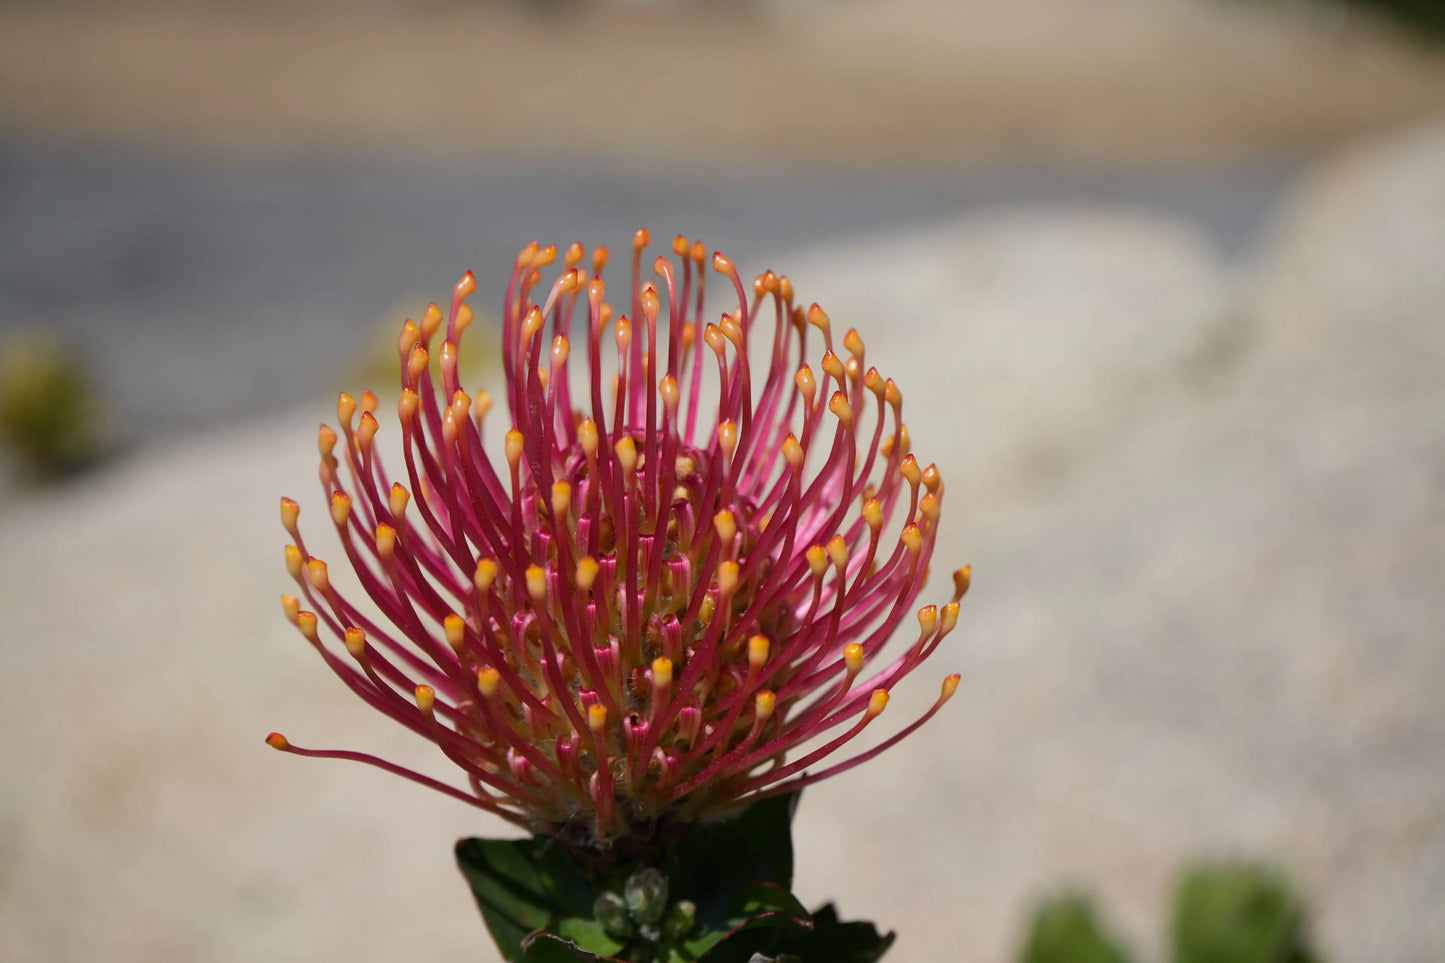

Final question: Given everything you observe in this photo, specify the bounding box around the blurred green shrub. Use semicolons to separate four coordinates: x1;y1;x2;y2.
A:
0;335;101;479
1021;895;1133;963
1018;863;1323;963
1174;864;1320;963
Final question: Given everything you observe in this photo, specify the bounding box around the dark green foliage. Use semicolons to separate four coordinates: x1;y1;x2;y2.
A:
1173;864;1320;963
1020;895;1133;963
456;793;893;963
1344;0;1445;40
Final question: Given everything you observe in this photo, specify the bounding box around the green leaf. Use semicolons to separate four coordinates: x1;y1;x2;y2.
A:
455;836;612;962
784;914;896;963
669;792;800;928
1020;894;1133;963
1173;864;1320;963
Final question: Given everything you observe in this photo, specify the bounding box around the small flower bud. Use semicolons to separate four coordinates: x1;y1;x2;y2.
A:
624;869;669;925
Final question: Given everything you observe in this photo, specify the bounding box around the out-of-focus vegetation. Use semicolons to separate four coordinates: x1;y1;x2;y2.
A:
1174;865;1320;963
0;335;102;480
1349;0;1445;39
1020;863;1323;963
1021;895;1132;963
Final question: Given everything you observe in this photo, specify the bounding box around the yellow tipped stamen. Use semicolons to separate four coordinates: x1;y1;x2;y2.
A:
711;251;732;274
866;689;890;718
551;481;572;520
807;303;831;335
317;424;337;459
940;601;959;634
588;703;608;733
455;303;475;336
406;344;429;386
420;303;443;342
280;497;300;534
552;334;570;367
640;285;660;319
578;419;599;457
455;269;477;301
337;392;356;427
472;390;492;422
821;351;845;382
652;657;673;690
719;314;743;350
389;483;410;521
901;523;923;554
415;685;436;715
521;306;545;342
576;556;600;592
505;430;525;470
671;234;689;257
703;323;725;355
296;611;319;642
698;595;717;625
357;411;379;450
398;386;419;423
634;229;651;251
397;319;421;358
748;635;770;669
281;594;300;624
564;242;585;270
533;244;557;269
266;733;290;750
954;565;972;598
862;497;883;531
794;366;816;405
828;391;853;427
716;560;740;597
307;558;330;593
901;455;922;487
659;375;680;415
444;614;466;654
474;558;498;594
375;523;396;561
330;491;352;527
713;509;737;547
920;492;940;522
477;666;501;698
717;420;738;459
922;464;941;493
778;275;793;302
884;379;902;409
805;544;828;578
781;434;804;471
344;626;367;658
941;674;961;699
614;315;632;353
826;535;849;571
359;390;378;413
863;367;885;398
918;604;938;637
284;544;303;578
844;643;865;675
525;565;547;602
843;329;864;357
614;436;638;474
754;690;776;721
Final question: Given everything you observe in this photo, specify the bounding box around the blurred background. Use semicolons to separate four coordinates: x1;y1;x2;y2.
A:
1;0;1442;960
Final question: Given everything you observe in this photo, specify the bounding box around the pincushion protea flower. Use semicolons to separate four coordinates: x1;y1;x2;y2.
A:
269;231;968;845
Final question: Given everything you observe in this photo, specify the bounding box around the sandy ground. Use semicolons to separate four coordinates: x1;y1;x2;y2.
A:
1;119;1441;961
2;0;1444;169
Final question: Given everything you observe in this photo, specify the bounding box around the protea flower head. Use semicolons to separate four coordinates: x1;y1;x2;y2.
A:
269;231;969;846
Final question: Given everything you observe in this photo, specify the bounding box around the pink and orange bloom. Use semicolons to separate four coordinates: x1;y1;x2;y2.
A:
270;232;967;843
